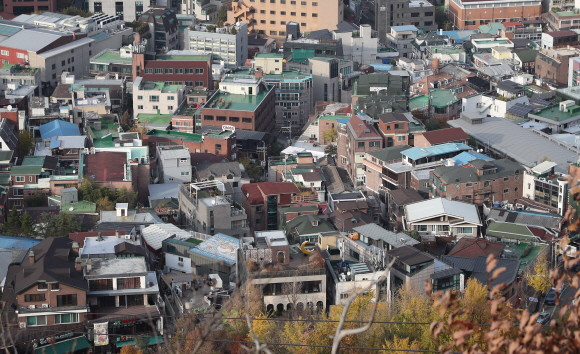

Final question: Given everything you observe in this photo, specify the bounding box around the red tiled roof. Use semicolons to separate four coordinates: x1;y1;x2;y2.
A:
529;227;557;242
84;152;127;182
546;30;578;38
503;21;522;27
447;238;505;258
258;182;300;195
348;115;380;138
419;127;469;145
242;183;263;205
69;230;126;247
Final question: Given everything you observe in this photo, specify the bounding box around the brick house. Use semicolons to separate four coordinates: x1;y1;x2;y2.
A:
386;188;424;232
337;115;382;188
376;112;425;147
363;145;412;198
429;158;524;205
144;128;236;161
535;48;579;87
449;0;541;30
241;182;318;234
2;237;88;329
413;127;469;148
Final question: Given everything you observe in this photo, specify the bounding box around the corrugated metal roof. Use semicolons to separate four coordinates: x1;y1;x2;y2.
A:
0;235;41;250
353;223;419;248
39;120;80;140
402;142;471;161
404;197;481;225
391;25;418;32
0;29;64;52
0;24;21;37
142;224;193;250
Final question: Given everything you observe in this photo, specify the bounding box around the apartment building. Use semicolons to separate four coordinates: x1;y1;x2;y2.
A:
200;73;276;133
363;145;412;197
376;112;425;147
544;10;580;32
156;145;191;184
0;64;41;97
332;23;378;65
88;0;152;22
448;0;542;31
542;30;579;50
190;0;221;21
522;161;569;215
309;57;356;105
90;47;134;80
569;56;580;87
185;22;248;68
500;20;542;41
144;128;236;160
386;25;419;58
227;0;343;38
375;0;437;46
178;181;249;238
429;158;524;205
133;77;185;116
536;48;580;88
337;115;383;188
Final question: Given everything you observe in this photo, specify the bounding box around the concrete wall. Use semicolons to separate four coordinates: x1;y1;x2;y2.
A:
165;252;194;273
88;0;152;22
133;82;185;115
185;23;248;68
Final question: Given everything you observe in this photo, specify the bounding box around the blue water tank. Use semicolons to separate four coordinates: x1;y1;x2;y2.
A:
493;202;502;208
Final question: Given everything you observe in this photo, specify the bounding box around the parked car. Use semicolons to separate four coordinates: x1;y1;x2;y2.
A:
536;312;551;325
545;288;557;305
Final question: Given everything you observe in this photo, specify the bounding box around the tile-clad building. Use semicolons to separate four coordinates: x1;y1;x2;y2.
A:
376;112;425;147
199;74;276;133
449;0;542;31
337;115;383;188
535;48;579;88
429;158;524;205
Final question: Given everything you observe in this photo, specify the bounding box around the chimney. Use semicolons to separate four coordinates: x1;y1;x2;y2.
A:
116;230;120;238
72;241;79;254
75;257;82;272
29;250;35;265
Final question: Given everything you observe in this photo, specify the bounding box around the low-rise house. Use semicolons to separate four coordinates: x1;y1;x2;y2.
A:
162;234;206;274
142;223;202;267
325;259;383;305
352;223;419;251
189;233;239;283
284;214;335;244
387;188;425;232
79;232;145;259
413;127;469;148
386;245;435;293
133;78;185;116
238;235;327;312
328;210;373;233
327;191;381;223
429;158;525;205
512;50;537;74
156;145;191;184
178;181;249;238
541;30;578;50
485;221;559;245
376;112;425;148
193;161;250;205
447;237;506;258
386;26;419;58
461;92;530;118
404;197;481;238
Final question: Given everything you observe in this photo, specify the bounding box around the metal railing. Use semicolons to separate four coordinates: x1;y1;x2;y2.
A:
251;268;326;279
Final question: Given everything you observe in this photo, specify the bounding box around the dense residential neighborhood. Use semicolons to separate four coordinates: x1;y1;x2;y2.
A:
0;0;577;353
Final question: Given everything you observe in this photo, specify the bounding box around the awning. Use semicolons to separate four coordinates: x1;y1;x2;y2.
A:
115;337;164;348
35;336;90;354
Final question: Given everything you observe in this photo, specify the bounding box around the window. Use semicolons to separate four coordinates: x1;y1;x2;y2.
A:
57;294;77;306
457;227;472;234
270;21;276;24
27;316;46;327
175;68;183;74
260;9;265;13
204;115;214;121
137;105;143;109
357;142;365;148
270;10;275;14
312;13;317;17
29;176;33;182
256;218;262;224
145;68;153;74
94;1;102;12
260;20;266;23
270;31;277;35
51;283;59;291
397;136;406;141
484;181;490;187
152;105;158;110
168;106;173;111
150;96;159;102
195;81;204;87
301;12;306;16
301;23;307;26
52;64;56;70
229;117;239;122
155;68;163;74
1;50;8;56
15;176;24;182
165;68;173;74
185;81;193;86
281;11;286;14
503;189;509;193
181;171;189;176
137;95;143;100
504;177;509;181
291;12;296;15
16;53;24;59
466;183;472;187
14;200;21;206
55;313;79;324
242;118;252;123
301;0;306;3
281;21;286;25
24;294;45;302
62;60;65;66
369;141;380;147
168;96;175;100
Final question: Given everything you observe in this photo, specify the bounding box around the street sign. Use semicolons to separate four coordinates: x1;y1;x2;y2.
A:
529;297;538;302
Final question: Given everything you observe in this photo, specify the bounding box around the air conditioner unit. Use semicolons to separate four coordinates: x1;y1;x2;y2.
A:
19;322;26;328
125;235;131;240
178;262;184;267
29;305;35;309
42;303;48;308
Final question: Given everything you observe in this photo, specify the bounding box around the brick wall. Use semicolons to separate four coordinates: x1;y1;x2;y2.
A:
449;1;541;30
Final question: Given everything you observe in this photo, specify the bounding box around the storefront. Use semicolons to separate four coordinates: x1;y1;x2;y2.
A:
34;336;90;354
114;336;164;353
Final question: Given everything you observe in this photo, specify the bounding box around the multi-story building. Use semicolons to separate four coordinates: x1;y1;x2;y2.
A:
375;0;437;46
542;30;579;50
227;0;343;39
522;161;569;215
178;181;249;238
1;237;88;330
386;245;435;294
156;145;191;184
144;127;236;160
90;47;134;80
363;145;412;198
138;8;179;53
184;22;248;68
449;0;542;31
88;0;151;22
241;181;318;233
569;56;580;88
0;64;41;98
283;36;344;63
190;0;221;22
376;112;425;147
133;77;185;116
3;0;56;15
337;115;383;188
386;188;424;232
309;57;357;104
199;73;276;133
255;54;313;133
386;25;419;58
413;128;469;148
429;158;524;205
332;23;378;65
527;88;580;132
500;20;542;41
544;10;580;32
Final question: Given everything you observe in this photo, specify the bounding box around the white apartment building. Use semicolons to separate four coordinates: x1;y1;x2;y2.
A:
0;64;41;97
386;25;419;58
184;22;248;68
462;93;529;118
332;24;378;65
133;77;185;115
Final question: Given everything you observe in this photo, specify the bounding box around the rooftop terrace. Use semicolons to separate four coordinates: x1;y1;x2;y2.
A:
531;105;580;122
90;50;132;65
139;81;183;93
137;113;173;125
0;64;39;76
204;86;272;111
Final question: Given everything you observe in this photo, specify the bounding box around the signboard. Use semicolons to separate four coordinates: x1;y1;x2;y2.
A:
222;125;236;132
94;322;109;346
529;297;539;303
460;273;465;292
32;333;74;348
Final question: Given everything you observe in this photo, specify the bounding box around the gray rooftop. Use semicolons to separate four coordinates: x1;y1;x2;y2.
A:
194;161;242;180
432;158;523;184
449;116;577;173
366;145;411;162
0;28;67;52
353;223;419;248
487;208;562;230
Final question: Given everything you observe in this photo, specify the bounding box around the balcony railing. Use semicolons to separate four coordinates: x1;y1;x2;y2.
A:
251;268;326;279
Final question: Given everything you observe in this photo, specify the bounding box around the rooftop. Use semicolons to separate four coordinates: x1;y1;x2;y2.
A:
85;257;148;277
137;113;173;125
402;142;472;161
405;197;481;225
190;233;239;265
156;54;211;61
138;81;183;94
531;105;580;122
204;86;273;112
90;50;132;65
429;88;459;108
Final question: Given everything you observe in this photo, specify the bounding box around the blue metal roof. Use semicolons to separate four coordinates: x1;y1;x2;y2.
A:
402;143;472;161
336;118;350;125
0;24;22;37
369;63;392;71
0;235;41;250
451;151;494;166
39;120;80;140
189;233;239;265
440;30;477;44
391;25;418;32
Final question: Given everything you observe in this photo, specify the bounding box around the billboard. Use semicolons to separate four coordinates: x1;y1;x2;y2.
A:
94;322;109;346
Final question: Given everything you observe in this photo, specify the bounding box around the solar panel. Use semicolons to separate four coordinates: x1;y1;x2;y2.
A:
531;98;551;108
507;103;533;117
505;212;518;223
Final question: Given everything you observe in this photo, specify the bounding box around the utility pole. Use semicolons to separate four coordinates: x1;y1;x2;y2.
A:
257;141;267;181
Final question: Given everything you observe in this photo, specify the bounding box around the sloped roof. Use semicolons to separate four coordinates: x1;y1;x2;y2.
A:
195;161;241;180
388;188;424;206
448;237;505;258
84;152;127;182
432;158;523;184
418;127;469;146
471;256;520;287
285;214;334;236
258;182;300;196
402;143;471;161
39;120;80;140
386;245;433;266
405;197;481;225
366;145;411;162
0;119;17;151
353;223;419;248
486;208;562;230
142;224;192;251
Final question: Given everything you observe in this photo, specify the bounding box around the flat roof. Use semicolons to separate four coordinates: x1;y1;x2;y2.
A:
91;51;132;64
145;129;203;142
81;236;141;256
137;113;173;125
156;54;211;61
140;81;183;93
86;257;148;277
449;116;578;173
190;233;239;265
205;86;272;112
531;105;580;122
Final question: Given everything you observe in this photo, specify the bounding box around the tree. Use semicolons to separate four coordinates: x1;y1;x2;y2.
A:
462;278;491;325
270;142;284;157
325;144;337;156
217;5;229;23
61;7;93;17
5;206;21;236
19;130;35;157
248;312;276;344
322;127;337;144
20;212;34;237
206;25;216;33
24;193;47;207
38;213;81;238
96;196;115;213
134;336;149;353
230;27;237;35
425;118;441;131
343;6;354;20
435;7;450;29
444;21;453;31
120;111;133;131
240;157;263;182
217;19;224;28
403;230;420;241
525;250;552;294
120;346;143;354
382;336;421;354
282;272;303;317
125;21;150;35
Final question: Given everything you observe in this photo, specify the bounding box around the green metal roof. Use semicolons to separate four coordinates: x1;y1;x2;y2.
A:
35;336;90;354
204;86;273;112
530;105;580;122
0;150;13;161
255;53;283;58
10;166;42;175
429;89;459;108
486;222;535;240
0;174;10;185
21;156;45;166
146;129;203;142
90;50;133;64
409;95;429;111
137;113;173;125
